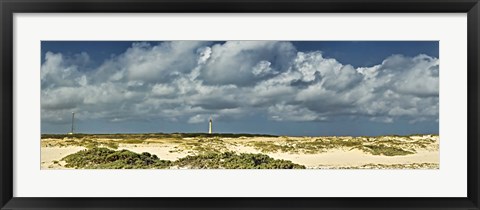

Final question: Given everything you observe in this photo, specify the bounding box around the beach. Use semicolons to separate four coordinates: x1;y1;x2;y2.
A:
41;134;439;169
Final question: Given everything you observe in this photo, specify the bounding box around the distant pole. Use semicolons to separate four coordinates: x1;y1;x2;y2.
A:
71;112;75;134
208;117;212;134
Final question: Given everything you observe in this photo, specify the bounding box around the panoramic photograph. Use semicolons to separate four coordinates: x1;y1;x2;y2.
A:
41;41;439;169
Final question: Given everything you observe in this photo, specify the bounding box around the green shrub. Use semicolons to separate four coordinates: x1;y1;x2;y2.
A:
361;145;414;156
61;147;171;169
121;139;144;144
175;152;306;169
103;142;119;149
61;148;306;169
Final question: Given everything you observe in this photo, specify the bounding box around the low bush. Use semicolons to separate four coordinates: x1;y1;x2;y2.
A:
175;151;305;169
121;139;144;144
61;147;171;169
61;148;306;169
360;145;414;156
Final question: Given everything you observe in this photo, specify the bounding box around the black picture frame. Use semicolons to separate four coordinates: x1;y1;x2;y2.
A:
1;0;479;209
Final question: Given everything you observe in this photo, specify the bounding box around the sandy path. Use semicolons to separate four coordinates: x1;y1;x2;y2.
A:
41;146;86;169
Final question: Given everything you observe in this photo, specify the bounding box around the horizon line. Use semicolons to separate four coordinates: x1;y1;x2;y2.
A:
40;131;439;138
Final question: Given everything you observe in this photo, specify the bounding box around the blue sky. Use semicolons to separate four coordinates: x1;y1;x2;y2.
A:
41;41;439;136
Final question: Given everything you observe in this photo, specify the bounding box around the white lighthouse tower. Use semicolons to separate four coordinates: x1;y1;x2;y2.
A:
208;117;212;134
68;112;75;135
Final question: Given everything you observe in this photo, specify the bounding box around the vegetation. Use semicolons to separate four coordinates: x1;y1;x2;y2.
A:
42;133;439;170
175;152;305;169
45;134;434;157
61;147;306;169
120;139;145;144
250;137;364;154
42;132;277;140
43;133;438;170
359;145;414;156
332;163;439;169
62;147;171;169
179;137;230;154
249;136;428;156
42;138;119;149
251;141;296;153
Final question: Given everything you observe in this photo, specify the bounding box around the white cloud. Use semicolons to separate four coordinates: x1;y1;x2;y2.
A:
252;60;277;77
199;41;297;86
124;41;208;83
41;41;439;125
268;104;328;122
41;52;90;89
151;84;176;97
188;114;207;124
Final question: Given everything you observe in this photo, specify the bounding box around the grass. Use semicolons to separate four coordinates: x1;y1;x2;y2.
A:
50;134;438;169
42;132;278;140
44;134;437;158
369;137;437;151
43;138;119;149
121;139;144;144
359;145;414;156
334;163;439;169
251;142;296;153
248;137;420;156
61;147;306;169
178;137;229;154
175;152;305;169
103;142;119;149
249;137;364;154
61;147;171;169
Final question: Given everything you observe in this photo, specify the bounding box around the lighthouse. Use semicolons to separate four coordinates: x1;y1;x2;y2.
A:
208;117;212;134
68;112;75;135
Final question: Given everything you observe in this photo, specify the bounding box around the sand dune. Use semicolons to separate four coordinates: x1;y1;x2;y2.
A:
41;146;86;169
40;135;439;169
267;149;438;168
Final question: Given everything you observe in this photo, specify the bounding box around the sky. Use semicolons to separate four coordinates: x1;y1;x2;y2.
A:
41;41;439;136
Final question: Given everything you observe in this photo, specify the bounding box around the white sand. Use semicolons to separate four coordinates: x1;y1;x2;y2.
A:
41;146;86;169
41;136;439;169
226;144;438;168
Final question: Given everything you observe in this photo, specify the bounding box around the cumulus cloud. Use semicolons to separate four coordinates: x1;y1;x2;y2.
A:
41;41;439;126
198;41;297;86
268;103;328;122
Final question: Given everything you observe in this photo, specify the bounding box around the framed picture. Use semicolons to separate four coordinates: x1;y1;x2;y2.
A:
1;0;479;209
